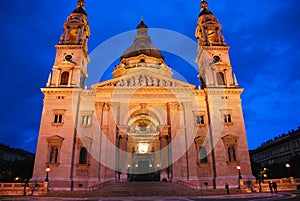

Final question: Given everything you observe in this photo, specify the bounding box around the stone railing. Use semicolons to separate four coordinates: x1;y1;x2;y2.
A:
0;183;30;196
251;178;297;192
0;182;48;196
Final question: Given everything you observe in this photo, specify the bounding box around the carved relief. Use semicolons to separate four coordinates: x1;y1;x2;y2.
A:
103;103;111;112
168;102;180;111
115;75;176;88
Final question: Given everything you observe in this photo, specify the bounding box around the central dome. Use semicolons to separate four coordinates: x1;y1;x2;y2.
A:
121;20;164;60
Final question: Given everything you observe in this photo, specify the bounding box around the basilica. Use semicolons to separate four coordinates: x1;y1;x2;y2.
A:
32;0;253;191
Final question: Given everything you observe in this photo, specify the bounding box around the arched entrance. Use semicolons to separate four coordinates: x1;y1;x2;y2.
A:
125;114;162;181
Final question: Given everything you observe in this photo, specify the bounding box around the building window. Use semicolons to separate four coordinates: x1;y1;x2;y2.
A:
80;111;93;126
57;96;65;100
220;109;233;125
216;72;225;85
60;71;69;85
223;114;232;123
194;136;208;166
199;146;208;163
79;147;88;164
227;145;236;162
196;115;205;125
54;114;63;124
222;134;238;163
49;146;58;164
47;135;64;166
194;111;206;127
52;109;66;126
81;115;91;125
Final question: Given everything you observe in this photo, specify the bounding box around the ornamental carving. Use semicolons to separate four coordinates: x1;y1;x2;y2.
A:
114;75;176;87
103;103;111;111
168;102;180;111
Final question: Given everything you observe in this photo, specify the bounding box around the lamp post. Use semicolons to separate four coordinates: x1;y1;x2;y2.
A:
45;167;50;182
237;165;242;189
286;163;291;183
285;163;291;177
45;167;50;191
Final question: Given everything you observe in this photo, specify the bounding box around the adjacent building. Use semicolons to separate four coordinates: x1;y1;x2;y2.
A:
32;0;253;191
250;127;300;166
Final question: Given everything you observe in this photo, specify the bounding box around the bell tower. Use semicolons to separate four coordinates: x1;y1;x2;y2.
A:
47;0;90;88
196;0;238;89
195;0;253;188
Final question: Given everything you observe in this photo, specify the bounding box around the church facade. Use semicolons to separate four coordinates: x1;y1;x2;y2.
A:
32;0;253;191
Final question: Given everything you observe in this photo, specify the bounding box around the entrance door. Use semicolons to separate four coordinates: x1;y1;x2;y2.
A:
138;160;149;174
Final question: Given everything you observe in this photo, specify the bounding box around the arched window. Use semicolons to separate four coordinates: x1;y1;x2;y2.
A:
49;147;58;164
199;146;208;163
228;145;236;162
216;72;225;85
79;147;88;164
60;71;69;85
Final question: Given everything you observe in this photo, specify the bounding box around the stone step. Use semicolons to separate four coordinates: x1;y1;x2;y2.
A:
45;181;241;197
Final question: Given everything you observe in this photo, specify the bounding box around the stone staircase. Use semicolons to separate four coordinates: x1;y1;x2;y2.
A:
44;181;239;197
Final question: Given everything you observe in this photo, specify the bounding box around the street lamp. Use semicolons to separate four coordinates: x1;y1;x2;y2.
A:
237;165;242;189
45;167;50;182
285;163;291;177
45;167;50;191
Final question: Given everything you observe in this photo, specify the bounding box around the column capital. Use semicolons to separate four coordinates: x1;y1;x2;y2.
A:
168;102;180;111
158;125;170;133
118;125;129;132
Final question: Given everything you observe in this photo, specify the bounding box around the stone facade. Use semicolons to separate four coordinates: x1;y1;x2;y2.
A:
32;0;253;191
250;128;300;166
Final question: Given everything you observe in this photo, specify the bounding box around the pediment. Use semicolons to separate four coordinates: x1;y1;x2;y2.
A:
93;69;195;89
221;134;238;145
47;135;65;143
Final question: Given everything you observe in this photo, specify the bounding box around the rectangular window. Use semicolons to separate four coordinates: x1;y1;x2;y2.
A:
196;115;205;125
54;114;63;123
223;114;232;123
56;96;65;100
81;115;91;125
199;146;208;163
220;109;233;125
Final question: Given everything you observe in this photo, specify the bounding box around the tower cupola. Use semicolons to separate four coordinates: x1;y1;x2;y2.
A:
195;0;226;46
196;0;238;89
47;0;90;89
59;0;90;51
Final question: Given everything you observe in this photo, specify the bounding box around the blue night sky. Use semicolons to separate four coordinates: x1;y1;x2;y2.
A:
1;0;300;153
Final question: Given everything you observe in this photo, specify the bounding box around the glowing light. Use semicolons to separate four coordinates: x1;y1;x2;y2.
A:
138;143;149;154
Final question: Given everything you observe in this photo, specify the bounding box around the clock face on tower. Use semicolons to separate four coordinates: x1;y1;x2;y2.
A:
65;54;73;61
213;55;221;63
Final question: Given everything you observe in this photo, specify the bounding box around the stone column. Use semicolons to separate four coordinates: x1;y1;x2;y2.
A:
168;102;180;181
118;126;129;180
159;125;170;180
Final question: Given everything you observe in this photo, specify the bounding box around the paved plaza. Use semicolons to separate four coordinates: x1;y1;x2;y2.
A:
0;193;298;201
0;182;299;201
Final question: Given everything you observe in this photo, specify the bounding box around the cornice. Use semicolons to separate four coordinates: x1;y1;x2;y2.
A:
41;88;92;95
202;46;230;51
204;88;244;95
55;45;85;50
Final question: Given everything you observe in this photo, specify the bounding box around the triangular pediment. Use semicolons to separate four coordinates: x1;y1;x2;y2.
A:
93;69;195;89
